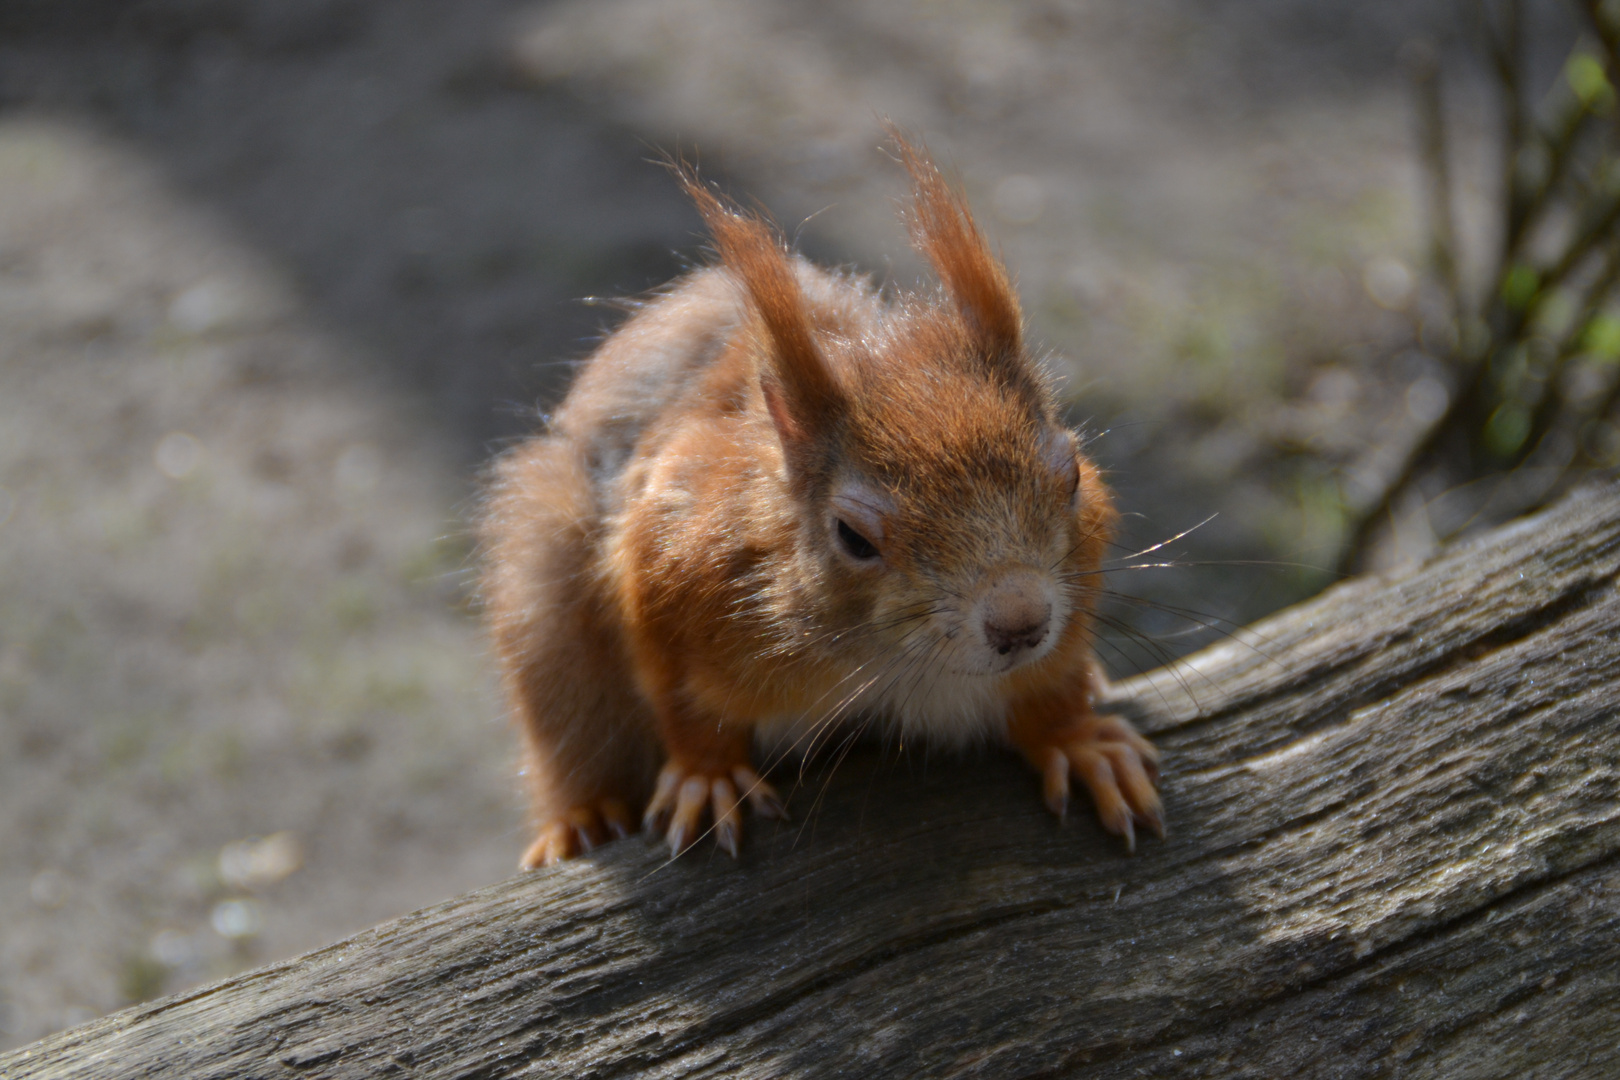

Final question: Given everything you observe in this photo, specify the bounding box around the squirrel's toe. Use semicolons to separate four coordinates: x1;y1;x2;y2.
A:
523;798;638;869
644;760;784;858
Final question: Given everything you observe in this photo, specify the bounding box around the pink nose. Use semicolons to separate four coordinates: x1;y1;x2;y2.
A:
981;578;1052;656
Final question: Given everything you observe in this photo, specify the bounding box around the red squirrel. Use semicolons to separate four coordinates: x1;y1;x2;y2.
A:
480;136;1162;868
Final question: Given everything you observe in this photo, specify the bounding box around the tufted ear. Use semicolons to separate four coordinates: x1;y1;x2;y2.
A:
891;129;1024;366
680;170;844;467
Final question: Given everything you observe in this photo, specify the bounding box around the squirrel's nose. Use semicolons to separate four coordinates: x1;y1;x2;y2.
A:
981;578;1052;656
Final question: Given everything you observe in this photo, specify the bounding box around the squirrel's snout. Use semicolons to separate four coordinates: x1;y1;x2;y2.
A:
980;576;1053;658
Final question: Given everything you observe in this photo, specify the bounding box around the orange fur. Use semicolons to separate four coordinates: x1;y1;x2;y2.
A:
480;135;1161;867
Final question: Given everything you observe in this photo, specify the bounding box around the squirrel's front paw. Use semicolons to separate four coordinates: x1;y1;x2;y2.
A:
1027;715;1163;852
642;760;786;857
521;798;637;869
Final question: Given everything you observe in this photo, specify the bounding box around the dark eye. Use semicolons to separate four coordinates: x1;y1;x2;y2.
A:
1042;428;1080;505
836;518;880;560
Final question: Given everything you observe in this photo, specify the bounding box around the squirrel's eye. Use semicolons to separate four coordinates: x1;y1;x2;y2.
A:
1043;429;1080;505
835;518;881;560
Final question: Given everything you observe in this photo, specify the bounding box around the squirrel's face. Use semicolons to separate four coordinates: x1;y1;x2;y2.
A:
691;128;1108;693
809;361;1098;683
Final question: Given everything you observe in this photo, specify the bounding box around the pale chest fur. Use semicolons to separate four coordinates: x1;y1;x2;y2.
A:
753;667;1011;760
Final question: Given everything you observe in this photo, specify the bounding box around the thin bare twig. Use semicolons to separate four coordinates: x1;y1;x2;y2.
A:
1409;41;1465;320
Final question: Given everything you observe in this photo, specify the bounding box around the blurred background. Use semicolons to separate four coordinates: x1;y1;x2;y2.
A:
0;0;1595;1049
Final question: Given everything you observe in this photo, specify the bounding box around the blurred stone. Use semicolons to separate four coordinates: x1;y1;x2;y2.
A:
1363;256;1415;310
169;281;246;335
218;832;304;891
149;929;196;970
210;898;264;940
1405;375;1448;423
154;432;205;480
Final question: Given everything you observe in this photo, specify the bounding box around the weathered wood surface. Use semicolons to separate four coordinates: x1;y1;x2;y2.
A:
6;483;1620;1080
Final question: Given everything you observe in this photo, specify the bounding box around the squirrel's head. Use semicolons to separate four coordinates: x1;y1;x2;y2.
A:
685;133;1111;687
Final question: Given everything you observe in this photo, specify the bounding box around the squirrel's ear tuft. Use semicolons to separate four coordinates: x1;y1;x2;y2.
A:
889;127;1024;364
679;167;843;462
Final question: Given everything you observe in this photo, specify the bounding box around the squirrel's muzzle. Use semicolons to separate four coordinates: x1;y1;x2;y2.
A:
978;571;1054;660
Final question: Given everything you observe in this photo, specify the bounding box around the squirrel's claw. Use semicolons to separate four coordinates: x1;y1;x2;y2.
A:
520;797;637;869
599;798;635;840
731;764;788;821
666;776;710;855
644;761;784;858
711;775;742;858
1025;715;1163;852
641;766;683;836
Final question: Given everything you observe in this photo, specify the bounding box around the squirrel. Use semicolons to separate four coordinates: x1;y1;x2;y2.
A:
480;134;1162;869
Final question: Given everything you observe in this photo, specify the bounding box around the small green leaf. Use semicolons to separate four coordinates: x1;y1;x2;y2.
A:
1500;263;1540;311
1583;312;1620;361
1567;53;1615;110
1532;287;1575;336
1484;401;1533;458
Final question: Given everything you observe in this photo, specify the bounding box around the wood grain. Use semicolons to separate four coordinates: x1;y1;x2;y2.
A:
6;483;1619;1079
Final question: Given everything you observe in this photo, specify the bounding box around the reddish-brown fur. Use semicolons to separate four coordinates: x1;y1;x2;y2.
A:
480;136;1162;868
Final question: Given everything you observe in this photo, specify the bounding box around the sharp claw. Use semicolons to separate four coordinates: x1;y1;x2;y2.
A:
1138;789;1165;841
519;838;548;872
643;767;682;834
523;822;574;870
1041;747;1069;821
527;799;639;867
710;777;743;858
600;798;634;840
1145;810;1166;841
645;763;775;857
732;766;788;820
1023;714;1164;853
752;788;787;821
661;777;710;858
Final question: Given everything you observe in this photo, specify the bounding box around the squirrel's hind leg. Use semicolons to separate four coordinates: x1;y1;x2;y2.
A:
482;437;661;869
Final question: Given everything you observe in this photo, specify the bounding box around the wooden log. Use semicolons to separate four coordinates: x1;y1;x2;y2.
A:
6;483;1619;1079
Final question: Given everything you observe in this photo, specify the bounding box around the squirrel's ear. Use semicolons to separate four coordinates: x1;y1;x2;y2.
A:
681;170;843;464
891;129;1023;363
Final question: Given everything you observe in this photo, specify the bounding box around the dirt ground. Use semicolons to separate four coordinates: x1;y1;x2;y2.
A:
0;0;1495;1049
